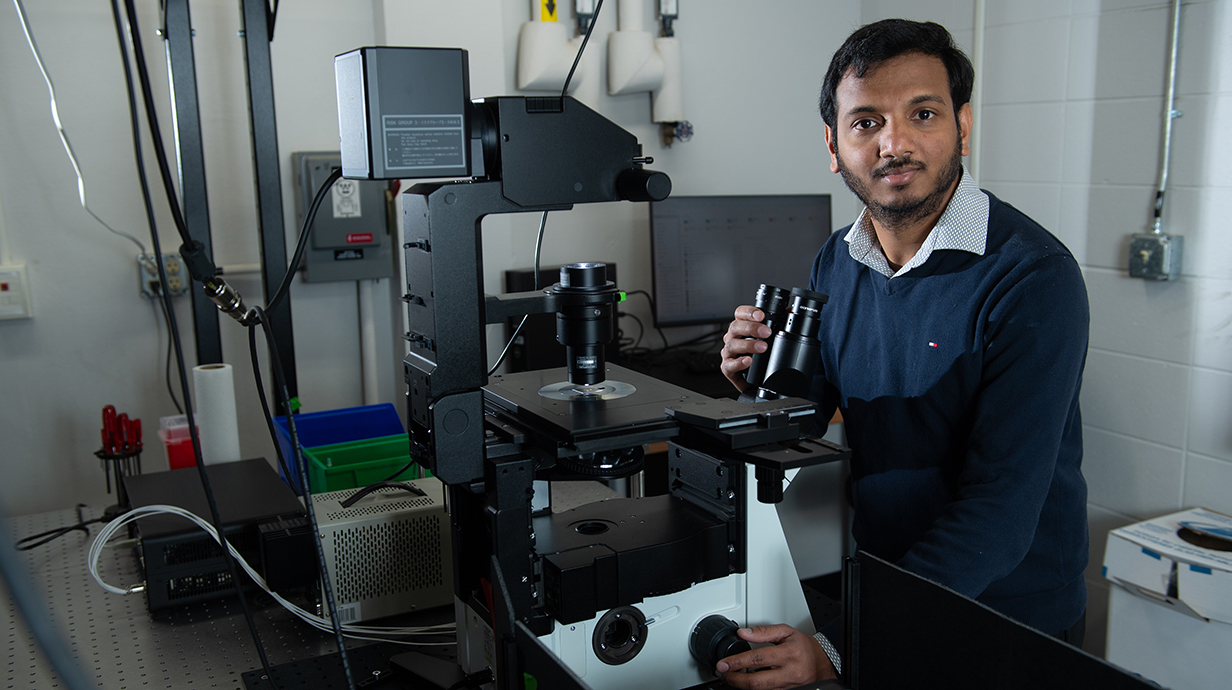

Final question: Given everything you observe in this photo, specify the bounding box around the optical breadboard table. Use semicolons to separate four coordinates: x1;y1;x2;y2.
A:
2;506;395;689
3;482;619;689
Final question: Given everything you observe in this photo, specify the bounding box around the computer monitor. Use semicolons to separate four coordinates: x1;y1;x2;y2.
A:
649;194;832;327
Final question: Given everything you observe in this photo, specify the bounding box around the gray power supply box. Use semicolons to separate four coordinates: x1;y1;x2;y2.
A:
312;478;453;623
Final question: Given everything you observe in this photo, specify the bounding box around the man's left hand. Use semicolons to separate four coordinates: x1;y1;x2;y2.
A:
716;624;836;690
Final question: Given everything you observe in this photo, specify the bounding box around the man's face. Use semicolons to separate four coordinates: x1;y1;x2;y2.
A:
824;52;972;227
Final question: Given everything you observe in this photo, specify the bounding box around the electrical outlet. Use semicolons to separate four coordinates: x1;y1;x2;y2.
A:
138;253;190;298
0;263;33;320
1128;233;1183;281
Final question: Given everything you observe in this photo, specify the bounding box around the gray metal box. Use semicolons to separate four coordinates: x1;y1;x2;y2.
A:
334;47;471;180
1128;233;1183;281
292;151;393;282
313;478;453;623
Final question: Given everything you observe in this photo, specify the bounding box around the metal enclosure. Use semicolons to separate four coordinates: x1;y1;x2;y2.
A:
292;151;393;283
312;479;452;623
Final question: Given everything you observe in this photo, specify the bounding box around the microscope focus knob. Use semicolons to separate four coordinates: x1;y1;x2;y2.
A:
690;615;751;670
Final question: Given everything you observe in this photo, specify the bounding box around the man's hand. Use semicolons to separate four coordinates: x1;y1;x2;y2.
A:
716;625;836;690
721;305;772;392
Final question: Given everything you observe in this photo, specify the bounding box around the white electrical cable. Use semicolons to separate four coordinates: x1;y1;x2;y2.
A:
88;505;455;643
10;0;148;254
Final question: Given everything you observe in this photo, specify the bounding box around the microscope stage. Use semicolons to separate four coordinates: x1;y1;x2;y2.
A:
484;364;712;447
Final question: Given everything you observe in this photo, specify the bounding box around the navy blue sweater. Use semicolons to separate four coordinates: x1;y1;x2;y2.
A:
808;192;1089;634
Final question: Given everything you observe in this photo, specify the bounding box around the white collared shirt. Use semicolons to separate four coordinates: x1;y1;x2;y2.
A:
843;166;990;278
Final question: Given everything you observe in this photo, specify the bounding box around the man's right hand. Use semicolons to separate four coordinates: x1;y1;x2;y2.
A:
721;305;772;393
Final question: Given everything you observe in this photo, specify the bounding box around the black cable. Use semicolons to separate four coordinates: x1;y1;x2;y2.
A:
488;211;550;376
119;8;345;677
248;323;299;497
660;328;725;352
268;0;280;40
254;306;356;690
117;4;343;687
618;311;644;351
15;506;106;552
623;290;669;349
15;520;104;551
338;482;425;509
120;0;191;247
155;292;183;414
108;2;277;685
269;167;342;314
380;458;418;483
561;0;604;98
488;316;528;377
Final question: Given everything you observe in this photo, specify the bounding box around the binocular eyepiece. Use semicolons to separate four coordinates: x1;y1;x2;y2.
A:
742;284;829;401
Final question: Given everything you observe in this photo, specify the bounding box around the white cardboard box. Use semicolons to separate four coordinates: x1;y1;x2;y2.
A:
1103;507;1232;689
1102;507;1232;624
1107;582;1232;690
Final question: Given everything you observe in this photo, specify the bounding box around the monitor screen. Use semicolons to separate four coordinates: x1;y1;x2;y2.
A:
649;194;832;327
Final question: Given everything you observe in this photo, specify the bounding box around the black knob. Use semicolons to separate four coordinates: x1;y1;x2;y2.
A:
617;168;672;202
690;615;751;671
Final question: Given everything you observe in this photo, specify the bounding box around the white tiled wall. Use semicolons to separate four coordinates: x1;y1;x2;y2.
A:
865;0;1232;660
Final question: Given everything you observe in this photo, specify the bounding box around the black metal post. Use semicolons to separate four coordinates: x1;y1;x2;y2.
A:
162;0;223;365
239;0;297;411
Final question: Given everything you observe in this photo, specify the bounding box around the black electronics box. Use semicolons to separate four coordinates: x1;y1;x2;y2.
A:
503;263;621;372
123;458;308;611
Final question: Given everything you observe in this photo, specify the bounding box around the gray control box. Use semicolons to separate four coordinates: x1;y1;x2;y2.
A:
293;151;393;283
1128;233;1183;281
334;46;471;180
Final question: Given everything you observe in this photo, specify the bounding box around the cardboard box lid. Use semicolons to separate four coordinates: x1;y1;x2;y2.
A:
1103;507;1232;624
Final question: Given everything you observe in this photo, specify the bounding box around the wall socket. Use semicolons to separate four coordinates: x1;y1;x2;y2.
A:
0;263;33;320
138;253;189;298
1128;233;1183;281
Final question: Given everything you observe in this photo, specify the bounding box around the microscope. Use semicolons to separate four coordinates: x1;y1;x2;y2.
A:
335;47;848;690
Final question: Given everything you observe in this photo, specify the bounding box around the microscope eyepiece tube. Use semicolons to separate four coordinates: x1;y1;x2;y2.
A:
755;287;829;401
744;284;792;388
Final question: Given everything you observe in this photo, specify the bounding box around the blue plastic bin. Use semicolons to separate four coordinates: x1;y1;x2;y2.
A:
273;403;405;492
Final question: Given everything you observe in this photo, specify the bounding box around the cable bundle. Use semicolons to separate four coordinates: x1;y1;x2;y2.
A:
88;505;455;645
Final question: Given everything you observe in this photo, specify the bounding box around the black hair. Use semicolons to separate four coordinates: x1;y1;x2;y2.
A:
819;19;974;130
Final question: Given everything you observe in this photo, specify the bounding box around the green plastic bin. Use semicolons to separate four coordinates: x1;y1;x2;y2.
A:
300;433;425;493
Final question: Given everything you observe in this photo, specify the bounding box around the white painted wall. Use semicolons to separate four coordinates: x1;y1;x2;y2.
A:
864;0;1232;660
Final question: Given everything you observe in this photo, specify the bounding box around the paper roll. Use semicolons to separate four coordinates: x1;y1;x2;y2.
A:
192;363;242;466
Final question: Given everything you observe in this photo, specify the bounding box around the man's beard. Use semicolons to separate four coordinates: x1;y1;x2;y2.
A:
835;138;964;229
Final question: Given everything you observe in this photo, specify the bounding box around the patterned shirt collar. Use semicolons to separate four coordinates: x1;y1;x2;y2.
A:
843;166;990;278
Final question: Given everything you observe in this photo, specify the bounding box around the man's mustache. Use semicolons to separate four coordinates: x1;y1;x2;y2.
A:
873;158;925;179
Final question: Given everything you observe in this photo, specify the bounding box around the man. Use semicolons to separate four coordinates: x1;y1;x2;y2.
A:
717;19;1089;689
